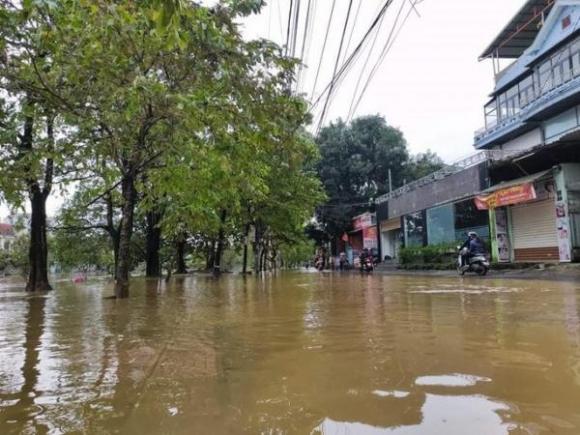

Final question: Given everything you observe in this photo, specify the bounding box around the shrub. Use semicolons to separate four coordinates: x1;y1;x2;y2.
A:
399;243;456;265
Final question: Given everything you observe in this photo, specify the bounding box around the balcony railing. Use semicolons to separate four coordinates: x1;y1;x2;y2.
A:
475;34;580;144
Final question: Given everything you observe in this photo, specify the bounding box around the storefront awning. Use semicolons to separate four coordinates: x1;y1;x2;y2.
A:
475;170;551;210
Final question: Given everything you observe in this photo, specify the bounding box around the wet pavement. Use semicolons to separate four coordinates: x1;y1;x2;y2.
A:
1;271;580;434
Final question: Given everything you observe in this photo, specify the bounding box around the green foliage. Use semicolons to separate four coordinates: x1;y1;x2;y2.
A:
315;115;444;241
280;238;315;268
399;243;456;265
52;230;114;272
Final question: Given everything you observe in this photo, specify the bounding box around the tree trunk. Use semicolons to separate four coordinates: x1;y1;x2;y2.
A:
242;223;250;274
114;173;136;298
145;211;162;277
213;209;227;276
253;222;263;275
175;237;187;274
206;240;216;271
24;113;53;292
26;188;51;292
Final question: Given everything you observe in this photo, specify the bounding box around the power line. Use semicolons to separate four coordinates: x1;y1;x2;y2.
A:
316;0;356;135
341;0;363;66
309;0;337;101
349;0;416;119
310;0;394;113
346;0;394;121
296;0;315;92
285;0;294;56
290;0;302;57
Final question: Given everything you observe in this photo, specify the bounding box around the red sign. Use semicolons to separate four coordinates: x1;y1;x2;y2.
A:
363;226;378;249
475;183;537;210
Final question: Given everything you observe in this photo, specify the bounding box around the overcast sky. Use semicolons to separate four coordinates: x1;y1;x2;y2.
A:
242;0;524;162
1;0;526;220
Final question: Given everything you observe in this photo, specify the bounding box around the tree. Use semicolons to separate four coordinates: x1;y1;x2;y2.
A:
315;115;444;243
405;150;446;181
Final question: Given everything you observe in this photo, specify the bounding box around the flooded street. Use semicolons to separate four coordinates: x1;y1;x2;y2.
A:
1;272;580;434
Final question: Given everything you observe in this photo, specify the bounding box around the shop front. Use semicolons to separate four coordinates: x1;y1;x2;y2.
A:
380;217;401;261
347;212;377;265
475;169;571;263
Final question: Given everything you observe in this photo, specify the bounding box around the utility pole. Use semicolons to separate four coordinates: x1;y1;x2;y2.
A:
388;168;393;192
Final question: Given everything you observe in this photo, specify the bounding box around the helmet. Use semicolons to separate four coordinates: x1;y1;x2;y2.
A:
468;231;478;238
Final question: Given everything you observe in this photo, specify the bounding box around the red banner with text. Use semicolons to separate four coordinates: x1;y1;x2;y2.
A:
475;183;537;210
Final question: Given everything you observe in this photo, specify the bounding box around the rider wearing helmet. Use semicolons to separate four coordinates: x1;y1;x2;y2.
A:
460;232;485;266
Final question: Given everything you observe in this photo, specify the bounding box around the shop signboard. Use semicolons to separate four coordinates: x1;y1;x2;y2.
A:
475;183;537;210
353;213;374;230
495;208;510;262
363;226;378;249
556;201;572;262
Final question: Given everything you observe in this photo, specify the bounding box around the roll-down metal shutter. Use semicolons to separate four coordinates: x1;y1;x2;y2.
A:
512;199;557;250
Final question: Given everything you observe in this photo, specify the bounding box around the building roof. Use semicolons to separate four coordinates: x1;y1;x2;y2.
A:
0;223;14;237
480;0;555;60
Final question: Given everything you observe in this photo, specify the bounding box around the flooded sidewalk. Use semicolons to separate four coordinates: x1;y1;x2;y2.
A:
1;272;580;434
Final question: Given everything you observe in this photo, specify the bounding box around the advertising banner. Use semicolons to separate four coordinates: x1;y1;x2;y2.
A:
475;183;537;210
363;226;378;249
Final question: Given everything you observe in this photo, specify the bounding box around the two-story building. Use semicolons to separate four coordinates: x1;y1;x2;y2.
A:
474;0;580;263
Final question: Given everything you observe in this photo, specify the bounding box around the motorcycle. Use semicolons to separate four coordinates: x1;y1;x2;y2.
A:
457;246;489;276
360;256;374;273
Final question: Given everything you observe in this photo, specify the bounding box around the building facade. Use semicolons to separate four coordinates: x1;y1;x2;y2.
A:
474;0;580;262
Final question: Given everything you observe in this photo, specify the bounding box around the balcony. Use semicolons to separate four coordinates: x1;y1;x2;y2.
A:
475;34;580;148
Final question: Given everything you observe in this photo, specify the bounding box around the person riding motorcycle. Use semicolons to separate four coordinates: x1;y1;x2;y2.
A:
460;232;485;267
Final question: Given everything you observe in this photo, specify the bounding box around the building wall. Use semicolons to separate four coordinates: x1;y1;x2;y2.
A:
387;163;488;219
498;128;543;153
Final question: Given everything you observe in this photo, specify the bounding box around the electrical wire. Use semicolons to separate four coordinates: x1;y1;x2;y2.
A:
341;0;363;67
285;0;294;56
349;0;414;120
296;0;315;92
310;0;393;113
316;0;357;134
346;0;394;121
309;0;337;101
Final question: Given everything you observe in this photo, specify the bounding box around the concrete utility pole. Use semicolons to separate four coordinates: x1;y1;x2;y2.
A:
388;168;393;192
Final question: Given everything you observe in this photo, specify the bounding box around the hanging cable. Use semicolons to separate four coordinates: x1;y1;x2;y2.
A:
309;0;337;101
296;0;315;92
316;0;356;134
310;0;393;112
341;0;363;66
349;0;415;119
346;0;394;121
285;0;294;56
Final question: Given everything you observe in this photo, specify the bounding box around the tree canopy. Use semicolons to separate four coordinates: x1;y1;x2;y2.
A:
315;115;446;242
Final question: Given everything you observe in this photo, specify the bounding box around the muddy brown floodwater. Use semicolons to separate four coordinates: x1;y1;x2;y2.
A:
1;272;580;434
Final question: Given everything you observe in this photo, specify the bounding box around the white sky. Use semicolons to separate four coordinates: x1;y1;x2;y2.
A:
1;0;525;220
242;0;524;162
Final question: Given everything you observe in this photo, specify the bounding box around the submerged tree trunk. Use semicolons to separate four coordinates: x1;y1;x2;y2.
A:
145;211;162;277
242;223;250;274
213;210;227;276
24;113;53;292
175;236;187;274
26;188;52;292
114;173;136;298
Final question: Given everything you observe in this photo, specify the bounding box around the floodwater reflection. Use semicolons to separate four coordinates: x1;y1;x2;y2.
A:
1;273;580;433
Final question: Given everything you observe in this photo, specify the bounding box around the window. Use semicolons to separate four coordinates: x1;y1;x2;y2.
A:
404;212;425;247
537;60;553;94
498;93;509;119
427;204;455;245
551;49;571;87
572;38;580;76
484;100;497;128
454;200;490;241
519;75;534;107
506;85;520;116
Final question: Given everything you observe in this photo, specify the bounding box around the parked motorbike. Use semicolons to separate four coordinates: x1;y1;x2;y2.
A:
457;247;489;276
